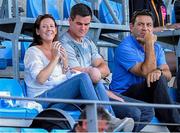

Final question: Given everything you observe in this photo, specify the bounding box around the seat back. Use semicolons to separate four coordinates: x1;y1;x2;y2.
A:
99;0;123;24
26;0;60;19
0;78;24;97
0;41;12;66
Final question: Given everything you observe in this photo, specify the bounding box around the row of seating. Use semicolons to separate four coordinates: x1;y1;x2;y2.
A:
0;78;80;131
0;127;69;133
27;0;123;24
0;41;30;70
0;77;178;127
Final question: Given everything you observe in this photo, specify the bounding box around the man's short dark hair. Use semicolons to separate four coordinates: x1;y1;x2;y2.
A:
78;106;111;126
70;3;92;20
131;9;154;25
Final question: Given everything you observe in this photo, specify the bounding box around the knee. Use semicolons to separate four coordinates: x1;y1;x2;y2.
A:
158;75;168;83
129;108;141;122
118;107;141;122
153;75;168;90
78;73;91;81
143;107;155;122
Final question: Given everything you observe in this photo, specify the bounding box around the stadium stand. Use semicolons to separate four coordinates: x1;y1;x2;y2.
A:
0;0;180;132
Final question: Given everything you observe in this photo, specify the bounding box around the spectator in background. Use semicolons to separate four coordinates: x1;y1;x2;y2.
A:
69;106;111;133
24;14;134;132
110;9;180;132
174;0;180;23
60;3;154;132
129;0;180;32
129;0;167;27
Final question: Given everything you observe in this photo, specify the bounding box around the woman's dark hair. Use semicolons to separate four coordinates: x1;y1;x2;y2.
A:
131;9;154;25
70;3;92;20
30;14;58;47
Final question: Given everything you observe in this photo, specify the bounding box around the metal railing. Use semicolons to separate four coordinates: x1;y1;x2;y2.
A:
0;96;180;132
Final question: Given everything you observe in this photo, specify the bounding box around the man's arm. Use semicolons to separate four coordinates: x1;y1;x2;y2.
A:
158;64;172;80
106;90;124;102
72;58;110;83
145;64;172;87
130;32;157;77
91;58;110;79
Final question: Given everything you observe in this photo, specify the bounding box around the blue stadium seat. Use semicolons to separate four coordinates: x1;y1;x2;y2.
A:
0;78;24;98
0;78;38;119
51;129;70;133
21;128;48;133
99;0;123;24
26;0;60;19
0;58;7;70
168;87;177;102
151;116;160;124
0;127;49;132
67;110;81;121
0;41;26;70
63;0;74;19
0;41;12;66
0;127;19;132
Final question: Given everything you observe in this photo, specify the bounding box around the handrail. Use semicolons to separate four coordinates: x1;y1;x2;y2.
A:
1;96;180;109
0;96;180;131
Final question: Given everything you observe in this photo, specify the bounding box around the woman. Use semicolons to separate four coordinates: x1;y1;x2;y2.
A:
24;14;107;109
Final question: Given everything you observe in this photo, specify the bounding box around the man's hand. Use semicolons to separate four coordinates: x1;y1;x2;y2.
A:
146;69;161;87
83;67;101;83
89;67;101;83
137;30;157;45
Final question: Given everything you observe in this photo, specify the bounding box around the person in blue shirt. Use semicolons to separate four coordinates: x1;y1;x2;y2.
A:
110;9;180;132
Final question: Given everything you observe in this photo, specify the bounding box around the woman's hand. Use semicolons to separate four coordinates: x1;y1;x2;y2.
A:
59;45;68;68
52;41;62;61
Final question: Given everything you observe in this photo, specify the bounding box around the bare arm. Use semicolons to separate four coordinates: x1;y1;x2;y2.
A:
130;32;157;77
72;58;110;83
106;90;124;102
160;64;172;81
72;58;110;78
36;58;59;84
37;42;68;84
91;58;110;78
145;64;172;87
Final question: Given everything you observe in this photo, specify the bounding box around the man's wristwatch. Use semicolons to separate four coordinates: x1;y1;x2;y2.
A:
157;68;163;75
